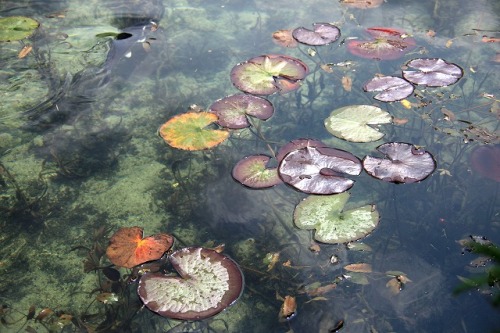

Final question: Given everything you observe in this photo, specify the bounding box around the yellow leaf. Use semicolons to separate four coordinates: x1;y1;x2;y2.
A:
445;39;453;48
400;99;412;109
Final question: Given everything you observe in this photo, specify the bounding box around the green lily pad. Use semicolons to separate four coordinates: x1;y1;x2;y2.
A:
293;192;379;244
0;16;40;42
232;154;282;188
159;112;229;151
324;105;392;142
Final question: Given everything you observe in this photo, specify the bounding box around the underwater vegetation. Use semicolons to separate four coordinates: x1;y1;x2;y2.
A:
0;0;499;332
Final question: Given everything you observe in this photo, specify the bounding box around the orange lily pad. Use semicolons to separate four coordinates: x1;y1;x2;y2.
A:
159;112;229;151
106;226;174;268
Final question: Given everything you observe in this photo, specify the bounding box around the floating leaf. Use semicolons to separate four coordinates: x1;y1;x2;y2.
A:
470;145;500;182
363;142;437;183
402;58;463;87
232;154;282;188
363;76;414;102
324;105;392;142
209;94;274;129
106;227;174;268
341;75;353;92
294;193;379;244
347;27;416;60
138;247;244;320
0;16;39;42
340;0;383;9
230;54;308;95
292;23;341;46
344;263;372;273
278;146;362;194
279;296;297;321
276;138;328;162
272;29;298;48
159;112;229;151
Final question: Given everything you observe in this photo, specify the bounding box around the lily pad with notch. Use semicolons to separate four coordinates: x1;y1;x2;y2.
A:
0;16;39;42
363;76;414;102
209;94;274;129
138;247;244;320
232;154;282;188
402;58;463;87
292;23;341;46
324;105;392;142
347;27;416;60
159;112;229;151
293;192;380;244
363;142;436;183
230;54;308;95
278;146;362;194
276;138;328;162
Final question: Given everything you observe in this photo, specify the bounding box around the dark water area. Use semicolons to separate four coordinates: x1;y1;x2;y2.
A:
0;0;499;332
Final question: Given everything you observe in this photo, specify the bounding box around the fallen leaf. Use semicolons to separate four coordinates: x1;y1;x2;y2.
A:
440;107;456;121
400;99;412;109
445;39;453;48
305;296;328;303
393;117;409;125
272;29;298;48
306;283;337;296
344;263;372;273
426;29;436;37
279;296;297;321
18;45;32;58
386;277;401;294
283;260;292;267
309;243;321;253
341;76;353;91
482;36;500;43
264;252;280;271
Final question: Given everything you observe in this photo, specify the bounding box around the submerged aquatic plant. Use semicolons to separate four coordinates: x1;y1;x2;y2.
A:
137;247;244;320
106;226;174;268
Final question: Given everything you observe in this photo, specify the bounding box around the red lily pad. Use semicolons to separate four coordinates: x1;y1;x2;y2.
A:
276;138;328;162
138;247;244;320
209;94;274;129
278;146;362;194
363;142;436;183
470;145;500;182
363;76;414;102
232;154;282;188
230;54;309;95
347;27;416;60
106;227;174;269
402;58;463;87
292;23;341;46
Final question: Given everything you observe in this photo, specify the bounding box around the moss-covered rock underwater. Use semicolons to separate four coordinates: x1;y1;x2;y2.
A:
1;0;499;332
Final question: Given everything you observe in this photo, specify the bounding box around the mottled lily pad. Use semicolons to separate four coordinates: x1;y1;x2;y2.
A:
159;112;229;151
347;27;416;60
363;76;414;102
232;154;282;188
278;146;362;194
0;16;39;42
402;58;463;87
209;94;274;129
294;192;380;244
292;23;341;46
363;142;436;183
230;54;308;95
276;138;328;162
138;247;244;320
324;105;392;142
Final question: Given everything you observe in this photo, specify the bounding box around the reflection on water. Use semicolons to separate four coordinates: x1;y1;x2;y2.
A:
0;0;499;332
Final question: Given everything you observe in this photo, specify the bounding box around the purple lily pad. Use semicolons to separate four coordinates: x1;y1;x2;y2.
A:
232;154;282;188
363;76;414;102
363;142;436;183
276;138;328;162
278;146;362;194
138;247;244;321
209;94;274;129
347;27;416;60
230;54;309;95
292;23;341;46
402;58;463;87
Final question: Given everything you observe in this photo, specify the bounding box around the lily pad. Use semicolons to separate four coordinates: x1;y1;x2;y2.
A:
106;227;174;269
363;142;436;183
402;58;463;87
0;16;39;42
232;154;282;188
159;112;229;151
209;94;274;129
347;27;416;60
138;247;244;320
230;54;308;95
293;192;380;244
278;146;362;194
276;138;328;162
292;23;341;46
324;105;392;142
363;76;414;102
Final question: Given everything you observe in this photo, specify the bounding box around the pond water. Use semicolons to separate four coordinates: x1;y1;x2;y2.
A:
0;0;499;332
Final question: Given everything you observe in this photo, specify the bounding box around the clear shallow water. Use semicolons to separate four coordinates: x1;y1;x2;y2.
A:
0;0;499;332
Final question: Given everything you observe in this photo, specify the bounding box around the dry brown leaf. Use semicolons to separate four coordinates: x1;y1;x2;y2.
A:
344;263;372;273
279;296;297;321
320;64;334;73
264;252;280;271
305;296;328;303
272;29;298;48
18;45;32;59
282;259;292;267
440;107;456;121
393;117;409;125
386;277;401;295
309;243;321;253
426;29;436;37
306;283;337;296
341;76;352;92
482;36;500;43
445;39;453;48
